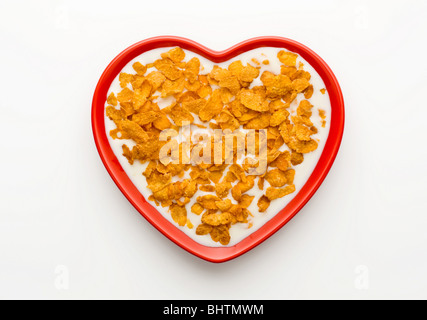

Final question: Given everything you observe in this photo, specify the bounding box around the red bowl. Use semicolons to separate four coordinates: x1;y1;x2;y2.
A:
92;36;345;263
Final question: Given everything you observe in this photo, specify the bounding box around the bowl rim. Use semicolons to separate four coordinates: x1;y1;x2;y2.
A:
92;36;345;263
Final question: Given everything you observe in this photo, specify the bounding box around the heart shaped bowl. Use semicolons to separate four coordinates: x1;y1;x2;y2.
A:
92;36;345;263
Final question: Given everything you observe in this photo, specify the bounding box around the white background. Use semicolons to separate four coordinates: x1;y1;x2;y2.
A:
0;0;426;300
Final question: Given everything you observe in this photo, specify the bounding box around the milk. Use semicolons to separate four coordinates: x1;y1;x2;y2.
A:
105;47;331;247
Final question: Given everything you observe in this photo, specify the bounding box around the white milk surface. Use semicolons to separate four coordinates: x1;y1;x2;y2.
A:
105;47;331;247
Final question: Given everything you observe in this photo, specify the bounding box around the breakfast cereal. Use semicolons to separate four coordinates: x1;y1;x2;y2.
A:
104;47;331;247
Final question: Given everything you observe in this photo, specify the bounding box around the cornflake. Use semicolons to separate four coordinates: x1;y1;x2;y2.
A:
106;47;327;246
